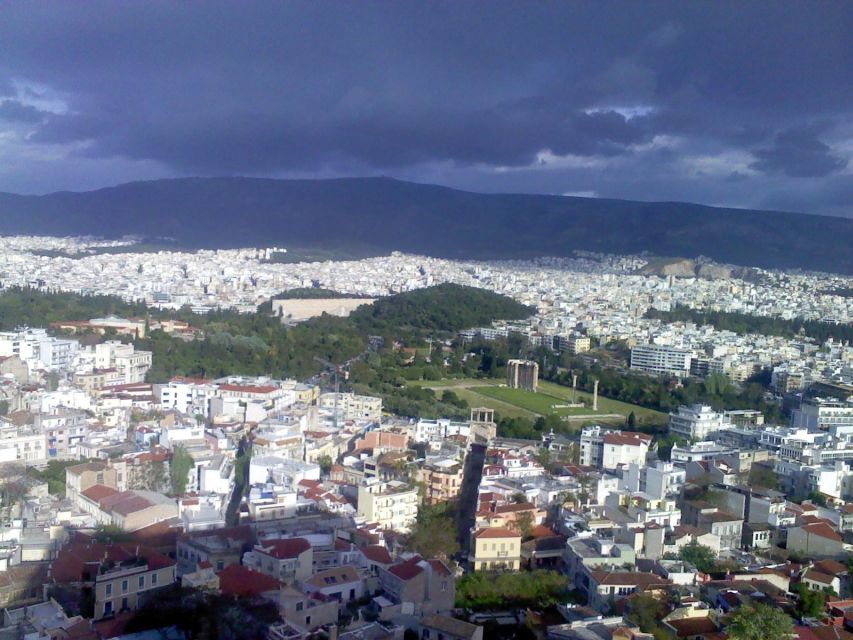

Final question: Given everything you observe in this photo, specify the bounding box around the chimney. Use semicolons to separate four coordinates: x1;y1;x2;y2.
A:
328;625;338;640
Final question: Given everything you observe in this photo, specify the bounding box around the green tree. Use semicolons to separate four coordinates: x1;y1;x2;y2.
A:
316;454;333;475
726;603;793;640
455;570;569;610
793;583;827;618
748;464;779;490
627;593;667;635
627;411;636;428
514;511;534;540
678;542;717;573
405;502;459;560
169;445;194;496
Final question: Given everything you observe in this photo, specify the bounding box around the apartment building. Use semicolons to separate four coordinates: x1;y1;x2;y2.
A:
0;417;47;465
417;457;464;505
158;378;218;417
668;404;729;441
357;479;419;533
319;392;382;421
792;397;853;431
579;426;652;470
48;542;176;621
243;537;312;584
630;344;692;376
95;341;152;384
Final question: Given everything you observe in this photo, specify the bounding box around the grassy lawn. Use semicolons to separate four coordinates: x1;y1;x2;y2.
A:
448;387;537;419
537;380;668;424
408;376;667;425
407;377;495;388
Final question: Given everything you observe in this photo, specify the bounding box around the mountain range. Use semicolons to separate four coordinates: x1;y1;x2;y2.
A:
0;177;851;273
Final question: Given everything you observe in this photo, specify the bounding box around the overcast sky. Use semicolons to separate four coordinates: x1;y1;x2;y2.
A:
1;1;851;217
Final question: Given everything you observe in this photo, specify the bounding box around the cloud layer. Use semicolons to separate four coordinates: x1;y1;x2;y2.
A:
0;1;851;216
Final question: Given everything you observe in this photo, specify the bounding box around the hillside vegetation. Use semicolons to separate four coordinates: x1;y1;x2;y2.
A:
1;177;851;272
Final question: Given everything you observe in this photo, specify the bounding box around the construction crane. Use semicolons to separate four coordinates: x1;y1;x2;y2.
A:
314;356;345;429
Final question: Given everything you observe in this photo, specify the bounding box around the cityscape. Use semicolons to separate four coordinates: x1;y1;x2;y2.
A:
0;3;852;640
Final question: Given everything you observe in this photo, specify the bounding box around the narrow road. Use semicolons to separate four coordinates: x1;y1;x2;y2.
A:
456;443;486;562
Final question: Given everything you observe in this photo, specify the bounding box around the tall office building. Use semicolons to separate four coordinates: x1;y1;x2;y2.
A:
506;359;539;392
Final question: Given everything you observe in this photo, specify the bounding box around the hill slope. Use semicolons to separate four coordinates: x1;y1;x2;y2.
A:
0;176;850;272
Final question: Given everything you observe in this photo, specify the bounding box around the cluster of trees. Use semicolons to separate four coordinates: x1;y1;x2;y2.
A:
404;501;460;560
169;445;195;495
29;459;94;497
646;304;853;345
123;585;281;640
0;286;152;331
726;603;793;639
0;284;530;384
455;570;569;610
271;287;370;299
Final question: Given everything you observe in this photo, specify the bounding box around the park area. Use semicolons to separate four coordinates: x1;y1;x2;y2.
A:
408;377;667;426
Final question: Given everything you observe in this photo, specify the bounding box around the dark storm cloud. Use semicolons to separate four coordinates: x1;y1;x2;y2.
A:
0;1;851;216
750;125;849;178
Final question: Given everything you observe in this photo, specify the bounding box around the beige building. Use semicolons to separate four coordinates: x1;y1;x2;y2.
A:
417;458;464;505
469;527;521;571
49;541;176;621
357;479;419;533
787;522;847;559
65;461;119;504
319;392;382;421
280;583;339;631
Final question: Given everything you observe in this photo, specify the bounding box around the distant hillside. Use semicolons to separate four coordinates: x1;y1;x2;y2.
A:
0;176;851;273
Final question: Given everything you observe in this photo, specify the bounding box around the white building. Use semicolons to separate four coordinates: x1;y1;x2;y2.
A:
670;441;737;465
95;341;152;384
0;328;80;372
630;344;692;376
158;378;218;417
357;479;419;533
792;398;853;432
579;426;652;470
248;456;320;486
318;392;382;421
622;462;685;500
669;405;729;441
414;418;470;443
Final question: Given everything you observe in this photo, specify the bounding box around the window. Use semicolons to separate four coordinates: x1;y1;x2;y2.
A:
296;601;303;612
151;573;158;586
138;576;145;589
104;601;113;616
122;580;128;593
121;597;128;611
216;560;224;571
105;583;112;596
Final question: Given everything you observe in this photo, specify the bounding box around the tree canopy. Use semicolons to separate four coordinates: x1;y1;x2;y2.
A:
726;603;793;640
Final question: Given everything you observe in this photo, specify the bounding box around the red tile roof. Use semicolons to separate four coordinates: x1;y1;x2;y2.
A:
388;557;425;581
474;527;520;540
218;384;279;394
361;545;393;564
259;538;311;560
217;564;280;597
800;522;843;542
50;542;174;583
81;484;119;502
